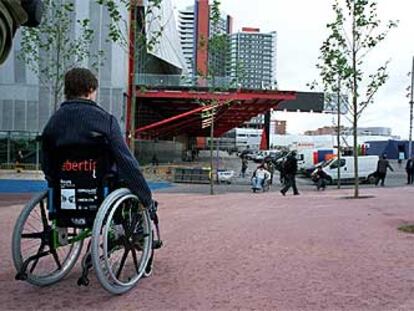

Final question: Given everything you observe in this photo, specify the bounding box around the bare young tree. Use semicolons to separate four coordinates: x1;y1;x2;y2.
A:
100;0;167;152
315;0;398;197
19;0;105;112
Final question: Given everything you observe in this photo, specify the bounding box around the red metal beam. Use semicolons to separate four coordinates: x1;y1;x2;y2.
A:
136;89;296;102
136;105;204;134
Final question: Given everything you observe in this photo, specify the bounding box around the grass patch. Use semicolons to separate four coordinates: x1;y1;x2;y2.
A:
398;224;414;234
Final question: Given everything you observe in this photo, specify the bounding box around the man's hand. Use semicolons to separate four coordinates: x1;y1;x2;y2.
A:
148;199;158;221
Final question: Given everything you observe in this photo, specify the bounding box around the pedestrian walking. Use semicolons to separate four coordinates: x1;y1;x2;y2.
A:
280;151;300;196
15;150;24;173
241;156;248;178
406;157;414;184
375;154;393;187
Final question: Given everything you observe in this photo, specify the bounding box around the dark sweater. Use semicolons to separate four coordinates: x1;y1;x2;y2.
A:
41;99;152;207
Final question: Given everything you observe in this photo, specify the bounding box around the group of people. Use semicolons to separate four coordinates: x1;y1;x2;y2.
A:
243;151;300;195
243;150;414;193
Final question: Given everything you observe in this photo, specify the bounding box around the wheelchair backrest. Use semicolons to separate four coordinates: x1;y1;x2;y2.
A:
49;142;115;228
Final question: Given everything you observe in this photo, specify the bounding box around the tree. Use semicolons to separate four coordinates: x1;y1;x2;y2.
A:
193;0;232;195
19;0;105;112
100;0;166;152
315;0;397;197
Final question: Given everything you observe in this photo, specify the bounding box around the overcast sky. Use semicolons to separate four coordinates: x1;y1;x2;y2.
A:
173;0;414;138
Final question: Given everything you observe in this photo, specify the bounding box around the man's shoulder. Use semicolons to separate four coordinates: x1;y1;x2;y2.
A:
54;100;114;123
60;100;110;114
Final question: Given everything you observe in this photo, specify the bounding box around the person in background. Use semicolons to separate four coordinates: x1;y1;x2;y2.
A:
15;149;24;173
398;151;404;168
280;151;300;196
405;157;414;184
375;154;393;187
240;155;248;178
263;156;274;185
152;154;159;166
311;166;329;191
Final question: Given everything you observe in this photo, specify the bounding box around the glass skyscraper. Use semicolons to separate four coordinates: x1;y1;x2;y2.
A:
228;28;277;90
0;0;128;133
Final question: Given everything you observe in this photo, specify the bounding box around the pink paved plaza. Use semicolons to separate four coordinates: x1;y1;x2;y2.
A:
1;187;414;310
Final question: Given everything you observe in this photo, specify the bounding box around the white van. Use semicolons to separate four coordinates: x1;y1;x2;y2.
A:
320;155;379;184
296;148;336;172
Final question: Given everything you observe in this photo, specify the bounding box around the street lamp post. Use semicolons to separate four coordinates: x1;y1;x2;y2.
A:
409;56;414;158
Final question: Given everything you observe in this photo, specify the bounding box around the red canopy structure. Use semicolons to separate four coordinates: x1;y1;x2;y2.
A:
259;128;268;150
132;88;296;139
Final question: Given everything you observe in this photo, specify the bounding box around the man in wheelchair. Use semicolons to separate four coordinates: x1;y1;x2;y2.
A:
251;164;271;192
41;68;160;278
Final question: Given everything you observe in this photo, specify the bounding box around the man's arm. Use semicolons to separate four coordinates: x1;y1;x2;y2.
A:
41;124;55;183
108;116;152;207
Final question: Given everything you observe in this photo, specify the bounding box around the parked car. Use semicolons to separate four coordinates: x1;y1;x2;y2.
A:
217;169;235;184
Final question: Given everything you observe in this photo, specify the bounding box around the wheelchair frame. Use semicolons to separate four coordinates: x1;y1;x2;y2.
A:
12;188;162;295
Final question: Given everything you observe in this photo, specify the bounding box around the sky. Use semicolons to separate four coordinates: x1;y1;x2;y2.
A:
173;0;414;139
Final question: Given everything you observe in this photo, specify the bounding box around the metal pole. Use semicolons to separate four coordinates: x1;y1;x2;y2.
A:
6;131;10;164
216;136;220;183
337;78;341;189
36;140;40;170
409;56;414;158
210;110;215;195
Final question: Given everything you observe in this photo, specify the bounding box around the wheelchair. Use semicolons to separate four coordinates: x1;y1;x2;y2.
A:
11;143;162;294
251;176;270;193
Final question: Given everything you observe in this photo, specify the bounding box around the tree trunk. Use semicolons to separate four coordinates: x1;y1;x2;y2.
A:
210;109;215;195
337;79;341;189
352;1;359;198
54;15;62;112
353;103;359;198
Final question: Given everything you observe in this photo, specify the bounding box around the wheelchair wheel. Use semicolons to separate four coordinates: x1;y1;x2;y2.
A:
91;188;152;295
12;191;83;286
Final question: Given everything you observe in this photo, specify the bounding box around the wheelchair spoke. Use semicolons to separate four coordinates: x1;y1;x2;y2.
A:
130;248;139;274
121;218;131;237
116;249;129;279
25;220;41;233
28;208;42;223
51;250;62;270
39;200;49;228
29;243;45;273
130;213;142;234
22;232;43;239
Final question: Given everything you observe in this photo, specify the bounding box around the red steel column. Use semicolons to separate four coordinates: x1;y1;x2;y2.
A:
126;1;137;147
195;0;210;79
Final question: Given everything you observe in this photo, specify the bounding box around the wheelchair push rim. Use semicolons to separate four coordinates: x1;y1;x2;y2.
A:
91;188;152;294
12;191;83;286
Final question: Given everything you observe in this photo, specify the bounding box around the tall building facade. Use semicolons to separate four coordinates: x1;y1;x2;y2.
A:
228;28;277;89
177;0;232;79
0;0;128;133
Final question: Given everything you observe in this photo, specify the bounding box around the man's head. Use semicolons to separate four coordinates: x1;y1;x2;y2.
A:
64;68;98;101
